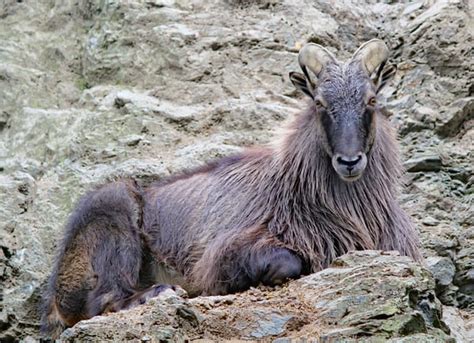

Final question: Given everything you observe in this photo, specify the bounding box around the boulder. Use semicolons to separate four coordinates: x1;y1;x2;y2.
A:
60;251;454;342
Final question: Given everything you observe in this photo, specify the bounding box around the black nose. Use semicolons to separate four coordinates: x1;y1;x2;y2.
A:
336;154;363;169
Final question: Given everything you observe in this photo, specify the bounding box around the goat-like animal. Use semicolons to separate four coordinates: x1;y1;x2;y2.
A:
41;39;421;338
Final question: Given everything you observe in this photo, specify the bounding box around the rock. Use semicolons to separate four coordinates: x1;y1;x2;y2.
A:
426;256;456;288
119;134;144;147
60;251;454;341
420;225;459;260
426;256;459;305
442;306;474;343
437;285;460;307
112;90;203;122
435;97;474;137
454;246;474;310
0;0;473;340
404;155;443;173
421;216;440;227
454;229;474;309
0;111;9;132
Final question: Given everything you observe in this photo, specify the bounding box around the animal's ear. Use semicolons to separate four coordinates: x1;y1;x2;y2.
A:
289;72;314;99
373;62;397;93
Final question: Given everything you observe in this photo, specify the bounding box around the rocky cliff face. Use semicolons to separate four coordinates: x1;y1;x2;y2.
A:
0;0;472;341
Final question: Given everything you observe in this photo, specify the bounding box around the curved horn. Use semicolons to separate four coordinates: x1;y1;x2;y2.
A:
298;43;336;81
352;39;389;75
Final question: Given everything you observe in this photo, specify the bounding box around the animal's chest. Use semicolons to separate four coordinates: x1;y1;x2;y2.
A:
271;198;381;271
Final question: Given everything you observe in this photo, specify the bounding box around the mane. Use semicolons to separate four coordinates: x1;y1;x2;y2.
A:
263;103;414;270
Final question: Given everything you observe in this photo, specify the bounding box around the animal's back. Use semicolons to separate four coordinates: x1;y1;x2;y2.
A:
142;150;275;283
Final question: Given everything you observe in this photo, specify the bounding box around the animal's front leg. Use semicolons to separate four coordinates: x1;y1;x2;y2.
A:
192;225;304;295
251;246;303;287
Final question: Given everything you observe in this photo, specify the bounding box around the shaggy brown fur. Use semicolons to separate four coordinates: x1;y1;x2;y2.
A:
40;180;145;337
142;104;420;296
41;40;421;338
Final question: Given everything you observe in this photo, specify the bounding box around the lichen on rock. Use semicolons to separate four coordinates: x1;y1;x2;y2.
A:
0;0;472;341
60;251;454;342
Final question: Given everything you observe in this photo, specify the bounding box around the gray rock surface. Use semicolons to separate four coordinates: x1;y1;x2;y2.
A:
0;0;472;341
60;251;454;342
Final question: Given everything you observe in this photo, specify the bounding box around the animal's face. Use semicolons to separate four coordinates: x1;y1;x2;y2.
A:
316;63;375;181
290;40;396;182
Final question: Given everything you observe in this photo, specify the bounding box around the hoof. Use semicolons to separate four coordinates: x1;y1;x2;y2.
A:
110;284;176;312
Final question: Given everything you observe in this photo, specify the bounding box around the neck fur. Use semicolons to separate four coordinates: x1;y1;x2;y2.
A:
267;104;403;270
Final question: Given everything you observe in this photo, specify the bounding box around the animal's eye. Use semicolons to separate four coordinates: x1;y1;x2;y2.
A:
315;99;325;108
368;97;377;106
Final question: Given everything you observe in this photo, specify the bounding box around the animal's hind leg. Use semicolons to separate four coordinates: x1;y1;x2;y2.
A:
105;284;176;312
41;180;149;337
192;225;305;295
